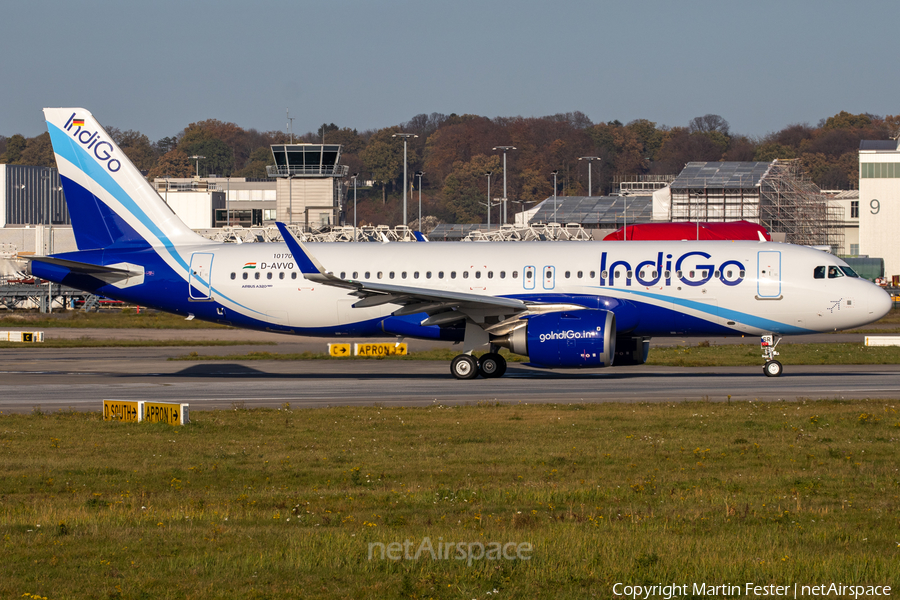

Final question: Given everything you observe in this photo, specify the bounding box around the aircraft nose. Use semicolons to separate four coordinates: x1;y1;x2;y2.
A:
869;286;893;321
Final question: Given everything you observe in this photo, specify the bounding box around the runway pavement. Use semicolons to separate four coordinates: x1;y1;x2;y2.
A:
1;327;899;413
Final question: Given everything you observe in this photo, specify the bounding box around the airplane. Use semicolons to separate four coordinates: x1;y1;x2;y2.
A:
26;107;893;380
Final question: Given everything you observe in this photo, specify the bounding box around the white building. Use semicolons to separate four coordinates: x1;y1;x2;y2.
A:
859;140;900;279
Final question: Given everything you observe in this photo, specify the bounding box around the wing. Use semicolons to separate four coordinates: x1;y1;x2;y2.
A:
275;223;587;336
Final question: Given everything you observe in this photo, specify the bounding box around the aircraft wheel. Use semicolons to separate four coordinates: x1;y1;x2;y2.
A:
450;354;479;380
763;360;783;377
478;353;507;378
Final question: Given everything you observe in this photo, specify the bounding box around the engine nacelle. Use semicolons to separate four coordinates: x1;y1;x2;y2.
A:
494;309;616;368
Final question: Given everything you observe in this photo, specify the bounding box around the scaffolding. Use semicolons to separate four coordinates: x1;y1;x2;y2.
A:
669;160;844;250
758;160;844;250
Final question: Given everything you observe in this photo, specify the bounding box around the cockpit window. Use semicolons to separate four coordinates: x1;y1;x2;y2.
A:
827;266;843;279
840;266;859;278
814;266;825;279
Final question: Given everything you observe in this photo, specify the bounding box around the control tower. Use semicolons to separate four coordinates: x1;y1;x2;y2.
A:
267;144;349;230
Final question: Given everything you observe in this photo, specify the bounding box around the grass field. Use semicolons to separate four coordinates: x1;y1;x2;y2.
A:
0;310;228;329
0;340;275;350
2;401;898;599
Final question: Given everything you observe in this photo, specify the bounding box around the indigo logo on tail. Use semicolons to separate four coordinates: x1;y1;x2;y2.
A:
64;112;121;173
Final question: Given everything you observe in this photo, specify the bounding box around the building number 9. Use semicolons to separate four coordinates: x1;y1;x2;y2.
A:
870;199;880;214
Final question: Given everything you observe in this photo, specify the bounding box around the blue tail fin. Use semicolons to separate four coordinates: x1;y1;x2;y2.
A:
43;108;210;252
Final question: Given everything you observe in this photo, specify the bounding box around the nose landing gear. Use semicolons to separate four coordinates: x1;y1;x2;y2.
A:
761;334;783;377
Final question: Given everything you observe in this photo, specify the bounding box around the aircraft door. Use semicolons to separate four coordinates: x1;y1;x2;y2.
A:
757;251;782;299
542;265;556;290
523;265;535;290
189;252;214;301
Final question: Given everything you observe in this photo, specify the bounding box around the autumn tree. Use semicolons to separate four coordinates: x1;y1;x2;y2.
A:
0;134;26;164
361;126;407;204
441;154;501;223
147;150;194;179
233;147;274;178
178;137;234;177
18;133;56;167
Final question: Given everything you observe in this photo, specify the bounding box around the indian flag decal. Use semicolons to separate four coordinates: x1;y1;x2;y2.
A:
243;262;257;269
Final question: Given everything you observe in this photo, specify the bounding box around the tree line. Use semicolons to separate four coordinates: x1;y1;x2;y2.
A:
1;110;896;226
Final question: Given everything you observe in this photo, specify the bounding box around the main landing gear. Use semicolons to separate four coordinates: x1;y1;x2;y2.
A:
450;348;508;380
760;334;783;377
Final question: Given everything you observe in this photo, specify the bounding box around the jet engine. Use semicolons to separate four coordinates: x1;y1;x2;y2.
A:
493;309;616;368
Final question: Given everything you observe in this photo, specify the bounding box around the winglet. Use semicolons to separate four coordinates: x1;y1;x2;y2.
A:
275;222;328;276
413;231;429;242
275;222;357;289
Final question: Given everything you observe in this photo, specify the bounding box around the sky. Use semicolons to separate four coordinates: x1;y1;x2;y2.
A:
3;0;899;143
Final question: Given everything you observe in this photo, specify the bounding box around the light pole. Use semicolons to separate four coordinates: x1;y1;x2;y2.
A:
415;171;425;231
578;156;600;196
485;171;493;229
492;145;516;224
189;155;206;178
392;133;417;228
551;170;559;223
351;173;359;241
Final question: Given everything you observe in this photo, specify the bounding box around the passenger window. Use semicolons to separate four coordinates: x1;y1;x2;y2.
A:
475;271;481;279
242;272;248;280
291;272;297;280
577;271;583;278
565;271;571;278
414;272;420;279
438;271;444;278
627;270;633;278
340;272;346;279
652;271;658;278
601;270;608;279
512;271;518;279
500;271;506;278
488;271;493;279
590;271;596;279
377;271;383;279
390;272;395;279
525;269;533;279
426;271;431;279
814;266;825;279
353;271;358;279
365;271;371;279
401;272;406;279
230;272;236;280
450;271;456;279
279;272;285;280
255;272;260;280
463;271;469;279
267;272;273;280
739;270;745;277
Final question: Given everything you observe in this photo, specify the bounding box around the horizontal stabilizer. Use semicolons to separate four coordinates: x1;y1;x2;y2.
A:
25;256;145;288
